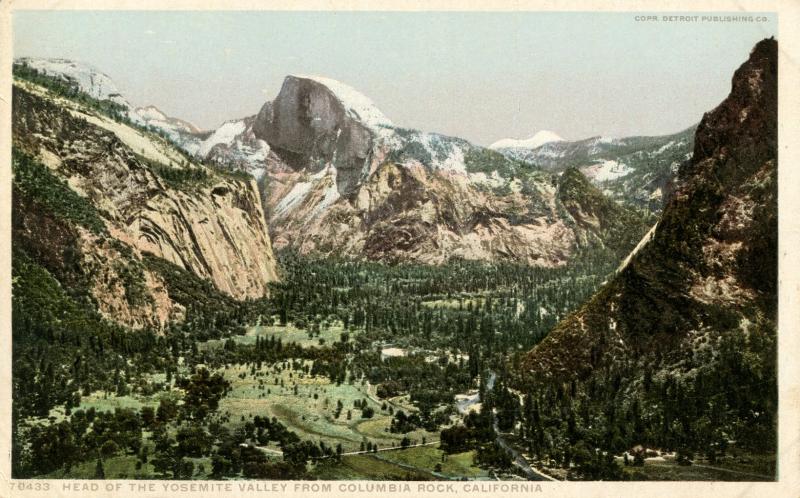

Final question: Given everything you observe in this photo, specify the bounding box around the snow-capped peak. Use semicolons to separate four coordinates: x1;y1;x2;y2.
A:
288;74;393;132
15;57;131;109
489;130;564;150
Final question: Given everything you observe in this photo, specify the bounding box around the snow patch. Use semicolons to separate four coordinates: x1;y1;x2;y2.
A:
136;105;168;121
581;160;633;182
290;74;393;132
274;179;313;217
198;120;247;157
654;140;676;155
489;130;564;150
310;167;340;218
617;222;658;272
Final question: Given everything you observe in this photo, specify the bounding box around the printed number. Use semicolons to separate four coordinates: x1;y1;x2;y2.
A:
10;482;50;491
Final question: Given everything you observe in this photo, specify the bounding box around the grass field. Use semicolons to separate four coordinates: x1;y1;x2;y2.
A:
372;446;489;479
310;453;435;480
200;321;352;351
41;387;177;426
616;453;775;481
216;360;438;453
43;455;153;480
42;452;216;480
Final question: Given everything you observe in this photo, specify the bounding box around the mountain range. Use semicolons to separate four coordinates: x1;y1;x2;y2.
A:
14;57;699;268
9;37;778;481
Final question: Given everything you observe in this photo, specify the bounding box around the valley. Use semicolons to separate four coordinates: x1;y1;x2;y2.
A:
14;250;617;480
9;36;778;483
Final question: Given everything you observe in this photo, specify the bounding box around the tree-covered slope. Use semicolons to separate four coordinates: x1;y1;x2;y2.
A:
514;38;778;477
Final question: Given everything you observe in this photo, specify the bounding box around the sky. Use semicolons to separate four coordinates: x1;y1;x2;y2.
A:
13;11;777;145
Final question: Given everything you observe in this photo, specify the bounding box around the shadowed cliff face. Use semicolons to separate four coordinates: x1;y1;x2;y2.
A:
253;75;381;196
521;38;777;381
12;80;280;328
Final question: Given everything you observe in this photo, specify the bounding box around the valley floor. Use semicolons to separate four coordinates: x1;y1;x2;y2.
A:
14;255;777;481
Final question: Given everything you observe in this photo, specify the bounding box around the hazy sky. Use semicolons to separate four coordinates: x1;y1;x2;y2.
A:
13;11;777;145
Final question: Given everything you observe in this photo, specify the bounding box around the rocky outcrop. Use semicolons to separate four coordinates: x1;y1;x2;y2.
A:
12;79;279;328
253;75;393;196
521;38;777;380
241;76;650;266
265;161;580;265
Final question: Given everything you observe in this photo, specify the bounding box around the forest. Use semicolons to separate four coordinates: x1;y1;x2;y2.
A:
12;233;623;479
9;50;777;481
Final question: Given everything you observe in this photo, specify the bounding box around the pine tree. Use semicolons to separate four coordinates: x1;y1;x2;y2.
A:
94;458;105;479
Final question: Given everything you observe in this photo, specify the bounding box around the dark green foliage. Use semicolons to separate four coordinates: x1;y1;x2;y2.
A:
13;149;106;235
557;167;648;260
274;249;617;356
176;425;213;457
439;410;495;454
567;445;625;480
174;368;230;421
513;314;776;478
110;251;152;307
463;147;534;178
390;410;422;434
143;155;210;188
11;248;159;420
141;253;272;341
16;407;144;478
475;441;513;470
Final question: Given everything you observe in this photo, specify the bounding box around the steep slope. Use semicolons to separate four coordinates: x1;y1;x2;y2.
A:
12;74;280;329
13;58;207;146
557;167;648;260
206;74;650;266
495;126;695;211
517;38;777;465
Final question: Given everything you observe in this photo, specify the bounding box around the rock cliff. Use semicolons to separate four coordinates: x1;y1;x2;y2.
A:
521;38;777;382
12;77;280;329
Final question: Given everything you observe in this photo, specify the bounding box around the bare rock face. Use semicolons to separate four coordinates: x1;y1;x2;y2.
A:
253;75;390;196
177;73;649;267
235;75;649;266
263;161;581;266
521;38;777;381
12;81;279;328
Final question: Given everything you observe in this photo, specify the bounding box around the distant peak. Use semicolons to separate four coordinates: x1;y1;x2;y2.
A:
489;130;564;150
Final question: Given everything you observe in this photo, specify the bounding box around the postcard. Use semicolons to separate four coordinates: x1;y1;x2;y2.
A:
1;1;798;497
